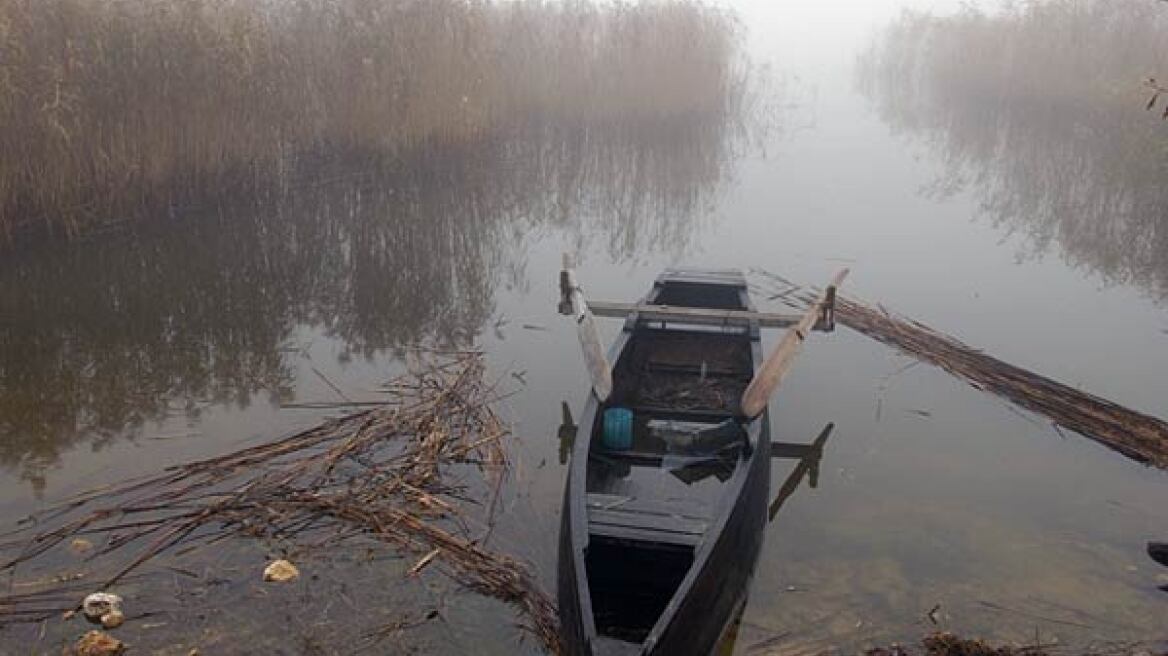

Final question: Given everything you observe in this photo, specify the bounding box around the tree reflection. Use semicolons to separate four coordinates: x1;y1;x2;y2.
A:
0;115;744;489
858;2;1168;299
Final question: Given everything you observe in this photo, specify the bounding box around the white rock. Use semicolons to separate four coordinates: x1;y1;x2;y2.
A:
100;609;125;629
82;593;122;622
263;559;299;583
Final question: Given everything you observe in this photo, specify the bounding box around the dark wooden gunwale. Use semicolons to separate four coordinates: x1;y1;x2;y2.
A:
558;271;771;656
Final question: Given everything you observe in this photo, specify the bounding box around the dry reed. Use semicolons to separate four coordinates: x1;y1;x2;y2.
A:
862;632;1163;656
0;349;561;652
0;0;744;241
776;284;1168;470
755;270;1168;469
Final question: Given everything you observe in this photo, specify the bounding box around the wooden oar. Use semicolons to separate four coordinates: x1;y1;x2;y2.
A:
740;269;849;419
561;254;613;402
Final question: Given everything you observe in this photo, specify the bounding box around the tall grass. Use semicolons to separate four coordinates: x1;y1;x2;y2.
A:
859;0;1168;298
0;0;745;240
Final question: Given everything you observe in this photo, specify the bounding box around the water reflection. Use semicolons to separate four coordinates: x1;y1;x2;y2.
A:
718;424;832;655
858;3;1168;299
768;423;831;522
0;119;743;491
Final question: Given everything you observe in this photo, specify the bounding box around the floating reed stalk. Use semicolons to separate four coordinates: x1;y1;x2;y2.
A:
831;295;1168;469
0;350;561;653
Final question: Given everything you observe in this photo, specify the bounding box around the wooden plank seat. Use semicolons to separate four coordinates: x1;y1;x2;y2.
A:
589;449;666;467
588;301;801;328
657;268;748;287
586;493;710;519
587;493;709;547
642;362;748;378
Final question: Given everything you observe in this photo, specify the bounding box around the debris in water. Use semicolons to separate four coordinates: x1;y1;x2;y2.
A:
493;315;509;341
70;539;94;556
70;630;125;656
924;631;1034;656
866;632;1075;656
82;593;122;623
0;351;561;653
408;549;441;576
262;560;299;583
100;609;125;629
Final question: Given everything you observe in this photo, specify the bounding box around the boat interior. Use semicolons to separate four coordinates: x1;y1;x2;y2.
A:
583;277;756;645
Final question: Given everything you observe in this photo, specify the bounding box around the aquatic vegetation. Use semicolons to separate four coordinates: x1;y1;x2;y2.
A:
859;0;1168;299
0;0;746;240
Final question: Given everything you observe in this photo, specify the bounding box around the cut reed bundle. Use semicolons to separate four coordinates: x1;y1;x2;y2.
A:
831;296;1168;469
759;273;1168;470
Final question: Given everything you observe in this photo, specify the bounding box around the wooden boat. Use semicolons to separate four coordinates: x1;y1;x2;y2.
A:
556;265;843;656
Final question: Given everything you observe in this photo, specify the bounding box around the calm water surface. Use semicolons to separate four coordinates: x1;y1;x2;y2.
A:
2;1;1167;653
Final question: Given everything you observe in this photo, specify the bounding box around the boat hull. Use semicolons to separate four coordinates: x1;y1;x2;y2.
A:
557;269;771;656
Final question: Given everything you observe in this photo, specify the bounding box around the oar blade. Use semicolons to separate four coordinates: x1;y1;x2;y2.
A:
740;269;848;419
578;314;613;401
560;252;614;401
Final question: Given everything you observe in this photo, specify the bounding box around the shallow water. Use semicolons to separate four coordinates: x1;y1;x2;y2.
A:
2;1;1167;653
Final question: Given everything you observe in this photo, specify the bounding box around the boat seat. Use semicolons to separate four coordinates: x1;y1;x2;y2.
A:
657;268;747;288
587;493;709;548
642;362;746;378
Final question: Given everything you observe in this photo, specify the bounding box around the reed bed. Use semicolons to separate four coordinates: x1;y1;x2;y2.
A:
858;1;1168;299
859;1;1168;124
0;350;561;652
0;0;745;241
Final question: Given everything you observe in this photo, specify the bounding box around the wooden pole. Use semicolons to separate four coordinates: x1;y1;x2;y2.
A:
586;301;806;328
561;253;614;402
740;269;848;419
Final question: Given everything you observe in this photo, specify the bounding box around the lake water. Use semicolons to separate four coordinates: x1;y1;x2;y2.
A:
1;1;1166;653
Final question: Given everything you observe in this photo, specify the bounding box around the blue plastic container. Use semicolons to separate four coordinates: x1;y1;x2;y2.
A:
602;407;634;451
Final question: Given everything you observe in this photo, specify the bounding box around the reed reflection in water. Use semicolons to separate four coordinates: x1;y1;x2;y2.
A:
858;0;1168;300
0;116;747;493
